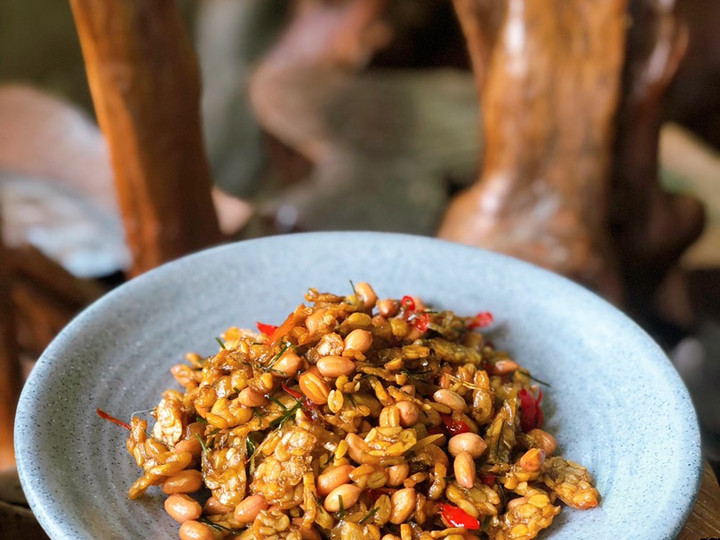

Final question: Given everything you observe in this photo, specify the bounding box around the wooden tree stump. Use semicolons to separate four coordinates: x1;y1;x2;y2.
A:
69;0;222;276
439;0;629;299
610;0;705;328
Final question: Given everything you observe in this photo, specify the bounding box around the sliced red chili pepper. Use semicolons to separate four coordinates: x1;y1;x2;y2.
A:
268;310;300;345
281;383;304;401
412;312;431;332
440;414;472;435
428;425;444;436
438;503;480;530
256;322;279;336
480;474;496;486
468;311;494;330
518;388;544;432
401;295;416;311
518;389;536;432
96;408;131;430
535;389;544;429
281;383;320;413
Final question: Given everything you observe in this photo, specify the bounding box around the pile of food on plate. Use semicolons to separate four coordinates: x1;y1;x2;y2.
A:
113;282;599;540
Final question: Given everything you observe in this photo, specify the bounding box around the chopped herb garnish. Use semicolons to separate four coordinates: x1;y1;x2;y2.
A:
198;517;242;535
215;337;226;350
269;400;302;428
401;368;434;381
246;436;256;457
359;507;378;524
350;279;357;298
337;495;346;519
195;433;209;456
194;415;208;424
268;395;288;410
263;342;292;372
519;368;552;387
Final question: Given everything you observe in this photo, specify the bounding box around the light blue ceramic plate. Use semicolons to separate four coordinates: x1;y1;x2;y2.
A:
15;232;702;539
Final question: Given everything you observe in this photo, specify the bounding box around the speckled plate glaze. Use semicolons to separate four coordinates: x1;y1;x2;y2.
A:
16;232;701;540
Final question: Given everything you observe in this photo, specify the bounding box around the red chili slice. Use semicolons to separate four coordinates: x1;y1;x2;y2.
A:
401;295;416;315
518;388;544;432
281;383;304;401
440;414;472;435
268;311;300;345
281;383;320;413
438;503;480;529
468;311;494;329
96;408;131;430
412;312;431;332
256;322;279;336
480;474;496;486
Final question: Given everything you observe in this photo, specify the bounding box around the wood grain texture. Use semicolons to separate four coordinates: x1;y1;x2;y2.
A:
678;462;720;538
0;219;20;470
438;0;628;300
69;0;222;276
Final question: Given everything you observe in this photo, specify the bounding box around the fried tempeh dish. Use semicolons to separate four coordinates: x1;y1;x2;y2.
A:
121;283;599;540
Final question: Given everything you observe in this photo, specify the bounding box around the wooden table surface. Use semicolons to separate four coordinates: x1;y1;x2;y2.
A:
2;462;718;538
679;462;720;539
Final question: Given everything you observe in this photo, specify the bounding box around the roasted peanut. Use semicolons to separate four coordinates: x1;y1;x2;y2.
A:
355;282;378;310
164;493;202;523
299;372;330;404
234;494;269;523
395;401;419;426
179;520;215;540
317;464;355;495
173;437;202;459
204;496;234;515
448;433;487;458
324;484;361;512
433;389;466;412
386;463;410;486
274;350;303;377
162;469;203;494
528;428;557;456
238;387;267;407
453;451;476;489
390;488;416;524
490;359;519;375
317;356;356;378
376;299;400;318
344;329;372;353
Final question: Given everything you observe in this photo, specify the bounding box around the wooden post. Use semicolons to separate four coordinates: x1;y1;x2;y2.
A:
69;0;222;276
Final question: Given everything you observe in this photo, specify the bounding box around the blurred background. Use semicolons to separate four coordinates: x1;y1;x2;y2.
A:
0;0;718;533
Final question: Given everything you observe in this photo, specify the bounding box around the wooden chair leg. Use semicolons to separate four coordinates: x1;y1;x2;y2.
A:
69;0;223;276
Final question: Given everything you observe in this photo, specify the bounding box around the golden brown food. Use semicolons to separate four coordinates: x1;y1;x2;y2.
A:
123;283;599;539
